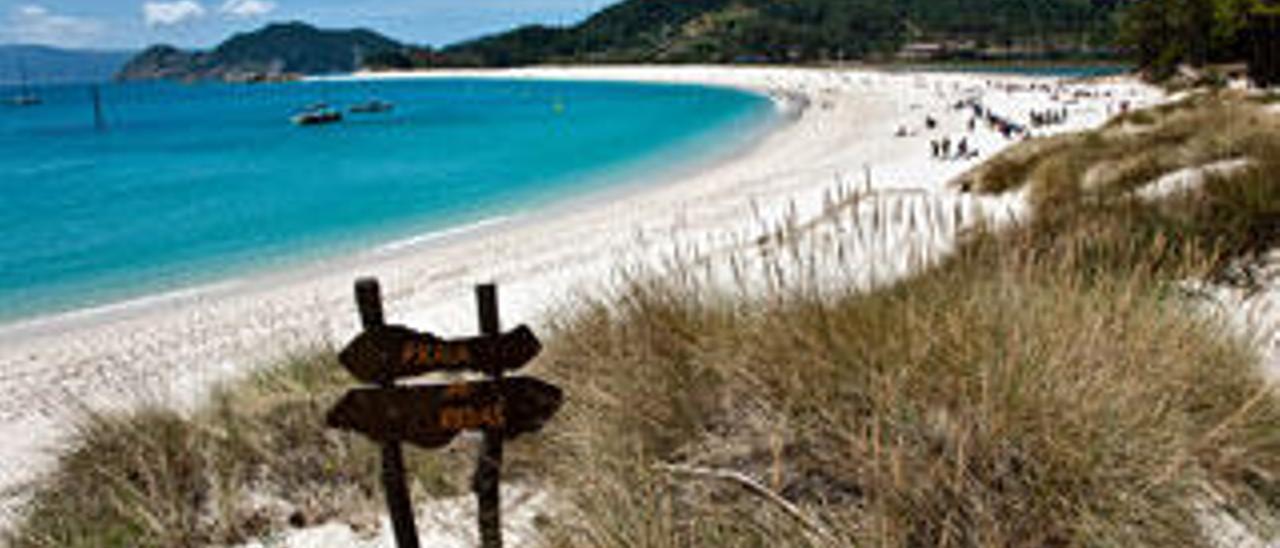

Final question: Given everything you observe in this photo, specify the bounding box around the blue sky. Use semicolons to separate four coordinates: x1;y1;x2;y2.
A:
0;0;615;50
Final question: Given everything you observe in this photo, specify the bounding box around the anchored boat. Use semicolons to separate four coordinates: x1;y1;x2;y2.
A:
6;61;41;107
292;106;343;126
349;99;394;114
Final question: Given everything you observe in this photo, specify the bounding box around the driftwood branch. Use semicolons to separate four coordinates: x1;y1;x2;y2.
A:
655;462;841;546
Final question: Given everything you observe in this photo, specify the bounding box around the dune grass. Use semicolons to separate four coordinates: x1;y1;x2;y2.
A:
956;91;1278;203
531;93;1280;546
6;93;1279;547
532;175;1280;546
6;351;471;547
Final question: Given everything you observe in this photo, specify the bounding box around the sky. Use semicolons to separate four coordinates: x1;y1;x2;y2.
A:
0;0;616;50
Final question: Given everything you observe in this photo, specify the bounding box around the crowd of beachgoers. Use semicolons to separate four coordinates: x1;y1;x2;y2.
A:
891;77;1141;167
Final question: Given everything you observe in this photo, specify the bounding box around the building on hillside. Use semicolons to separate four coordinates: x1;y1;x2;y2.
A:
898;42;945;61
896;41;984;61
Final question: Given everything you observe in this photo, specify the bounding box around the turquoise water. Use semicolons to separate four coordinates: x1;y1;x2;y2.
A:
892;63;1133;79
0;78;774;322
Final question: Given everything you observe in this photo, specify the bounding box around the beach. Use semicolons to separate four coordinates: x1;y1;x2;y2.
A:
0;65;1164;518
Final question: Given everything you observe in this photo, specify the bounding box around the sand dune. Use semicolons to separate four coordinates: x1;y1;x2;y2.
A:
0;66;1162;523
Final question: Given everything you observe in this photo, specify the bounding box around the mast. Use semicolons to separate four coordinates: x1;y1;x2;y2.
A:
18;59;30;97
91;85;107;131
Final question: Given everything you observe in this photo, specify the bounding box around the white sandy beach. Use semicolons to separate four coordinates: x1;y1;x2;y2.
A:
0;66;1169;526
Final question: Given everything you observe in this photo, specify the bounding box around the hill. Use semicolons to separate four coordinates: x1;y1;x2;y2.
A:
0;45;134;85
117;22;405;82
431;0;1123;66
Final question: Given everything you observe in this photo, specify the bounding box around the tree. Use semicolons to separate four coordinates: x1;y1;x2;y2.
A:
1119;0;1264;77
1247;7;1280;85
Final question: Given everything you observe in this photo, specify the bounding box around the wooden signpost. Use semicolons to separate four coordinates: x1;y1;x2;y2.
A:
327;378;563;449
338;324;542;384
328;278;562;548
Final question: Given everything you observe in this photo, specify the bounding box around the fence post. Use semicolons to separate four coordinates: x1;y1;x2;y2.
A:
355;278;421;548
474;283;504;548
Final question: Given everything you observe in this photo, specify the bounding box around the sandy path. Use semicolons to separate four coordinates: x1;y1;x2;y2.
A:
0;66;1161;522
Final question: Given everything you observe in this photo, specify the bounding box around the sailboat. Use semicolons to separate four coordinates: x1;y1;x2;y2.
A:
7;60;42;107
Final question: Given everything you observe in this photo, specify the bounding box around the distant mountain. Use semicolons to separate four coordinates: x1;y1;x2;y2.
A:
117;1;1128;79
0;46;134;85
433;0;1124;66
117;22;406;81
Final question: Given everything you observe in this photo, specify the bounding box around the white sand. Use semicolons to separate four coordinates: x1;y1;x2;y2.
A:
0;66;1162;527
237;484;555;548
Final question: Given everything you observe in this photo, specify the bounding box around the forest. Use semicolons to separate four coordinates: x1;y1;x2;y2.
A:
360;0;1279;79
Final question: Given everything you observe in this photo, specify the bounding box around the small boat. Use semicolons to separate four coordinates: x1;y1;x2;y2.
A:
292;108;343;126
6;94;41;107
349;99;394;114
6;61;41;107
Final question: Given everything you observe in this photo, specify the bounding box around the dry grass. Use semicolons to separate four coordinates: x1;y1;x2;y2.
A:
533;94;1280;546
533;223;1279;547
957;91;1279;205
5;351;470;548
953;133;1082;194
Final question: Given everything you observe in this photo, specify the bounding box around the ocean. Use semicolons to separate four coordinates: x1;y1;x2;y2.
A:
891;63;1134;79
0;78;775;322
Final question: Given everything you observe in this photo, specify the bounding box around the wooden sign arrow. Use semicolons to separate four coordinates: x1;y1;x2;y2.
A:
325;377;563;449
339;324;542;384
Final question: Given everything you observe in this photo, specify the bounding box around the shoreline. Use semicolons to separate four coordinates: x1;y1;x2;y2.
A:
0;68;800;341
0;66;1162;515
0;75;782;333
0;95;783;340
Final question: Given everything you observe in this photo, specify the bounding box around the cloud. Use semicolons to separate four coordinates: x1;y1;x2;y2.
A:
143;1;206;27
1;4;105;47
220;0;277;19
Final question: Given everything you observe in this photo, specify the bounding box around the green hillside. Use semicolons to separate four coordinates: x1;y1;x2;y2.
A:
211;22;403;75
115;0;1279;80
117;22;405;81
432;0;1123;66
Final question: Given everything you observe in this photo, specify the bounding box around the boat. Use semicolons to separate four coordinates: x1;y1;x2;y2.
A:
6;61;41;107
349;99;394;114
7;94;41;107
292;107;343;125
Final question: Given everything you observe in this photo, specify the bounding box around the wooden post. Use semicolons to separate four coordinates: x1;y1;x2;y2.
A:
474;283;504;548
355;279;421;548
